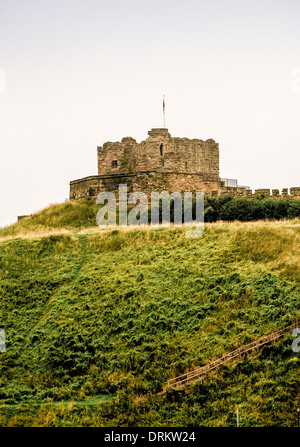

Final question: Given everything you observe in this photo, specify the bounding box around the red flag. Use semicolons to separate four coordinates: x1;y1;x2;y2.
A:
163;96;165;111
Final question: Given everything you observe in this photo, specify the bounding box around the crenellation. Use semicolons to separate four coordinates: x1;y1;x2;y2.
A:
290;187;300;197
96;129;220;179
70;128;299;203
255;189;271;197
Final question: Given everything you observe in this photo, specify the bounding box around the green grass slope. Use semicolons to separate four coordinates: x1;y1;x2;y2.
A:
0;203;299;426
1;195;300;239
0;201;99;238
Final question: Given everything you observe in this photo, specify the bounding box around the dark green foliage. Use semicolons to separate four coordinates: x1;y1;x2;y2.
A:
149;195;300;223
203;196;300;222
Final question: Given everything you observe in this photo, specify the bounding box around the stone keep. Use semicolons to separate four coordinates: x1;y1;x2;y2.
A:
70;128;223;200
69;128;300;200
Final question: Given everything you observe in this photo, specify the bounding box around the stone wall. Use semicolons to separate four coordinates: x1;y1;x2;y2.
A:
69;171;222;201
70;174;300;202
70;128;300;202
97;128;220;180
220;187;300;199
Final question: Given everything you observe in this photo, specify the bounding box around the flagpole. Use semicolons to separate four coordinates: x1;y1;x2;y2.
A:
163;95;165;128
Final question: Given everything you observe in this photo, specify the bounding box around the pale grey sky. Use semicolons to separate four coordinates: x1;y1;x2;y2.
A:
0;0;299;227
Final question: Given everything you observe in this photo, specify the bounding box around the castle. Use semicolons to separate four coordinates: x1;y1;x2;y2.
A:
69;128;300;200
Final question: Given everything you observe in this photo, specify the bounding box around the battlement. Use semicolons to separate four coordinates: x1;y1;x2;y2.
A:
147;128;171;139
217;187;300;199
97;128;220;179
69;128;300;203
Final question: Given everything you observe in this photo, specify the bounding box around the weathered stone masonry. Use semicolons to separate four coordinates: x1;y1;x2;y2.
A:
69;128;300;200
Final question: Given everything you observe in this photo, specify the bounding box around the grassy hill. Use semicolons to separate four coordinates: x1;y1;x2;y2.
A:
0;201;299;426
1;195;300;239
0;200;100;238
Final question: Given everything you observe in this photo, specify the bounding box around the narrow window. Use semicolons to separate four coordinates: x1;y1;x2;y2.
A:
159;144;163;156
112;160;118;168
185;162;188;169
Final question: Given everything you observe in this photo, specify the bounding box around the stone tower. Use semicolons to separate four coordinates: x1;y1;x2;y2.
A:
69;128;248;200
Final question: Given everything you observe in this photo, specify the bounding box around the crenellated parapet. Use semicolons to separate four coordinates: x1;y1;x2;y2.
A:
69;128;300;202
217;187;300;199
97;128;220;180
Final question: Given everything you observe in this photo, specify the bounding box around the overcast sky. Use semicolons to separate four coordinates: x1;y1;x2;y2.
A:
0;0;299;227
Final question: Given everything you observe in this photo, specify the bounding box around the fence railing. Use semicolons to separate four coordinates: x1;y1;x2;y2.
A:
167;321;299;388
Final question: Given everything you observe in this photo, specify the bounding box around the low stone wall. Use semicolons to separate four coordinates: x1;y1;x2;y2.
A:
219;186;300;199
70;174;300;201
70;171;222;201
